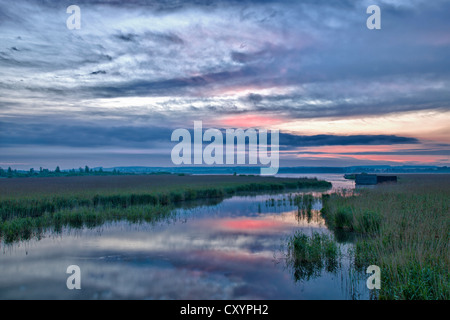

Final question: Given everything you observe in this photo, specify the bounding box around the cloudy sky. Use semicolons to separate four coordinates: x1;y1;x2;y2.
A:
1;0;449;169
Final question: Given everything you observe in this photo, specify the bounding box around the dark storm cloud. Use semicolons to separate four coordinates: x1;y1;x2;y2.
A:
115;33;138;42
279;133;419;149
0;121;174;148
0;118;420;149
114;31;184;44
91;70;107;75
79;67;258;98
248;92;450;119
231;49;274;64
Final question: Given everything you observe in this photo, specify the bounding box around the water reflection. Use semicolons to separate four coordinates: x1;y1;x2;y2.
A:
0;175;370;300
284;231;340;282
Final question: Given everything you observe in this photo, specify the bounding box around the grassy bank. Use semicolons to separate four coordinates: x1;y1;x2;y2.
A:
0;174;331;243
321;174;449;300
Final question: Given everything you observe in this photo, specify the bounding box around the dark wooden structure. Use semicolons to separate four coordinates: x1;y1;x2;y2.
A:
376;175;397;184
355;174;397;185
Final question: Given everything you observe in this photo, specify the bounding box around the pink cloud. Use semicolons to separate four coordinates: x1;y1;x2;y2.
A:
216;114;285;128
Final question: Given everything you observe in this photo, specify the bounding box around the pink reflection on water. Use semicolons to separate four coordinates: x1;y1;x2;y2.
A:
220;218;284;232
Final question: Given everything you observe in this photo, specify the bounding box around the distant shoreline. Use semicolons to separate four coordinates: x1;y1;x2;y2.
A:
1;165;449;179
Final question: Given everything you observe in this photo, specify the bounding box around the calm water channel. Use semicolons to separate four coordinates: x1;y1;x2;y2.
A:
0;174;372;300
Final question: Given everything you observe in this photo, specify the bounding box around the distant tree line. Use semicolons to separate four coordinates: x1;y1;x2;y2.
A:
0;166;124;178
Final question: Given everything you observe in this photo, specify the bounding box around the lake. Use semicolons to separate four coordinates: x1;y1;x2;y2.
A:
0;174;371;300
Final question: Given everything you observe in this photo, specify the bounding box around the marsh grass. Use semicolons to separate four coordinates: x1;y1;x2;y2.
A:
265;193;318;210
286;231;341;282
0;175;331;243
321;174;450;300
0;204;174;243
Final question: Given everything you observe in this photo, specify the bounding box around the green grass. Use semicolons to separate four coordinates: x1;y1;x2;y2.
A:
0;174;331;243
321;174;450;300
286;231;340;282
0;204;173;243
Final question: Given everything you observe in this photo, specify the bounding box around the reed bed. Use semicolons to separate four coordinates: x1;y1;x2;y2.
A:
0;174;331;243
286;231;340;282
321;174;449;300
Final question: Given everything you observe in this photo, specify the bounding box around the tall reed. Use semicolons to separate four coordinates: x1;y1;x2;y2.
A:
321;175;449;299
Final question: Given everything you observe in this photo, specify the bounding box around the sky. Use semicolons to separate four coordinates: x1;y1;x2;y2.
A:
0;0;449;170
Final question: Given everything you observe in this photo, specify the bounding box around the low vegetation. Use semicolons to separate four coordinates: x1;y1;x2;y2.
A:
286;231;340;282
321;174;449;300
0;174;331;243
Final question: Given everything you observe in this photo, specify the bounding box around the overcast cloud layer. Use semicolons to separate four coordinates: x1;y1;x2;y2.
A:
1;0;449;168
